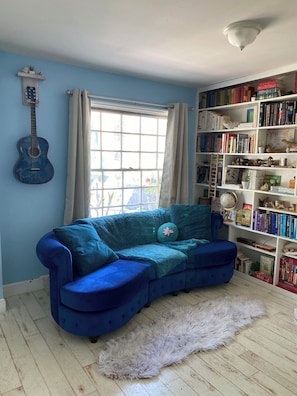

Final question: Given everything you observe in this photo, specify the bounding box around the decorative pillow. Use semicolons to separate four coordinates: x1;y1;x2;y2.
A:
54;223;118;276
170;204;212;241
157;222;179;243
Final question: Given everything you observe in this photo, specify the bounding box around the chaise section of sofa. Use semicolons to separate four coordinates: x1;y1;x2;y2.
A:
36;205;237;340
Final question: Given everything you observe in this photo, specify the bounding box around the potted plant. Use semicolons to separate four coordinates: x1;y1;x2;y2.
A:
258;140;265;153
241;171;249;189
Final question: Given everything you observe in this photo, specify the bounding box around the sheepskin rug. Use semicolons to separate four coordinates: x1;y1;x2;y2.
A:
98;295;265;379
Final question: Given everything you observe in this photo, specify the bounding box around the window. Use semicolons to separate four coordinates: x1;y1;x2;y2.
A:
90;105;168;217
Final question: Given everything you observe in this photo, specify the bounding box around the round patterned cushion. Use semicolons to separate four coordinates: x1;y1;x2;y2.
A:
157;222;179;243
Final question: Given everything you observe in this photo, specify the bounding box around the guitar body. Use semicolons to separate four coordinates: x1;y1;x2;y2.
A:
14;135;54;184
14;86;54;184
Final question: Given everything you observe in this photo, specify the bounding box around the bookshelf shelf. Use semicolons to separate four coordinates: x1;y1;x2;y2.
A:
196;70;297;295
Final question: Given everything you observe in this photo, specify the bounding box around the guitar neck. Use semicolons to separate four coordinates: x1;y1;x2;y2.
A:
30;102;38;148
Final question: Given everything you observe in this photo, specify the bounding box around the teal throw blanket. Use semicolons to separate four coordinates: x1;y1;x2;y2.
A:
116;239;209;278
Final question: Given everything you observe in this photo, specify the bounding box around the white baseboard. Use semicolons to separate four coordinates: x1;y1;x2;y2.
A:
0;298;6;314
3;275;49;298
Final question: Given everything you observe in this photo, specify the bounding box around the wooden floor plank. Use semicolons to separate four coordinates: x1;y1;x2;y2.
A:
1;310;50;396
6;295;39;338
26;332;76;395
0;320;22;394
35;316;97;396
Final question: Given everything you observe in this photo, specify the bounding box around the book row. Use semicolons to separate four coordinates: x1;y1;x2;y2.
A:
198;109;254;131
196;133;256;154
199;78;290;109
259;100;297;126
252;210;297;239
279;256;297;286
200;85;255;108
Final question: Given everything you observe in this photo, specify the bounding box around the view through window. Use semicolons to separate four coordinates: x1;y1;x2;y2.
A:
90;106;168;217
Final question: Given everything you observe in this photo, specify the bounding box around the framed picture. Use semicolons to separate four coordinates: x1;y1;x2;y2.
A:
260;255;274;276
263;174;281;187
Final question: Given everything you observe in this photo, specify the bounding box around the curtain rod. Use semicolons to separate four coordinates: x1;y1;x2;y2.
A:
66;90;194;111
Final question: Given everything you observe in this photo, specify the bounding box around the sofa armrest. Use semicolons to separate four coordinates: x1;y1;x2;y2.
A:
211;212;223;240
36;231;74;286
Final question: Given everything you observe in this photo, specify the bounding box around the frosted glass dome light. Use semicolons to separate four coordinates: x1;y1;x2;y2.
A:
224;21;262;51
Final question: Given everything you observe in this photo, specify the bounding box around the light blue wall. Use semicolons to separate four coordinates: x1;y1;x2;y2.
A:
0;51;197;286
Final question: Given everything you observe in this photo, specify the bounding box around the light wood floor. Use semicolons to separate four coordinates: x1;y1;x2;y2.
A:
1;274;297;396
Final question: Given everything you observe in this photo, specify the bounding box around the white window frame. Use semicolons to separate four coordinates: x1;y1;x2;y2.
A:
90;102;168;217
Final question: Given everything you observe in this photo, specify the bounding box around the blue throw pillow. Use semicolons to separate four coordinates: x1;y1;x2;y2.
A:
54;223;118;276
170;204;212;241
157;222;179;243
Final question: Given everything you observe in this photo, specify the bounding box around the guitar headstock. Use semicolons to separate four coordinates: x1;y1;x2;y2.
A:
26;86;39;105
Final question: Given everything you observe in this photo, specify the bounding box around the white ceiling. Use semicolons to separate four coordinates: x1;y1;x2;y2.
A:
2;0;297;88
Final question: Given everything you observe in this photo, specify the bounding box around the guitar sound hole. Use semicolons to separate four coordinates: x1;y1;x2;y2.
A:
29;146;41;158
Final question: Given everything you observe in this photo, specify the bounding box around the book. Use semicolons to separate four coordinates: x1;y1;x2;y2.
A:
260;255;274;276
257;79;284;90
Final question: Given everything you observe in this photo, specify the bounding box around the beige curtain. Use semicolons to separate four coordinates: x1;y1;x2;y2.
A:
159;103;189;208
63;89;91;224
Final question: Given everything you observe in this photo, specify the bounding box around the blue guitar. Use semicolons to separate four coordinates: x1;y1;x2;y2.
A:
14;87;54;184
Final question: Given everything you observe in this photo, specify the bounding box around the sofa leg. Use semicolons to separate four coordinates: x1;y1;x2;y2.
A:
184;288;191;293
172;291;179;296
144;302;151;308
89;336;99;343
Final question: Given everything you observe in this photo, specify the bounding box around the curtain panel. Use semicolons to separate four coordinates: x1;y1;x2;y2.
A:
63;89;91;225
159;103;189;208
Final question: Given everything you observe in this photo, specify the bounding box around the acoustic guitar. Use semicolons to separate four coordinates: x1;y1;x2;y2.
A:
14;87;54;184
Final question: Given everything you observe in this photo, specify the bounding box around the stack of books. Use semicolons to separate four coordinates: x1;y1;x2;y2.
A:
278;256;297;293
256;79;284;100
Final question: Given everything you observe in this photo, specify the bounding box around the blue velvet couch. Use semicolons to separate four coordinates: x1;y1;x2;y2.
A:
36;205;237;341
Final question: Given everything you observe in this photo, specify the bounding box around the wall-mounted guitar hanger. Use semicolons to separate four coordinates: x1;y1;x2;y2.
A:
17;67;45;106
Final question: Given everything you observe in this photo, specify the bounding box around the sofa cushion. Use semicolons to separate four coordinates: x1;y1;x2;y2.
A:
60;259;150;312
78;208;171;250
187;240;237;269
116;243;187;278
170;204;212;241
157;222;178;243
54;224;118;276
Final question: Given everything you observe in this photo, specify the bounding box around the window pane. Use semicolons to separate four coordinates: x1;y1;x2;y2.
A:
143;171;158;186
141;153;156;169
102;132;121;150
103;189;122;207
141;117;157;134
102;112;121;132
90;151;101;168
123;171;141;188
158;153;164;168
141;135;157;152
91;131;100;149
90;171;102;189
122;114;140;133
158;135;166;150
103;171;122;188
91;110;100;130
159;118;167;135
122;133;139;151
122;152;139;169
102;151;121;169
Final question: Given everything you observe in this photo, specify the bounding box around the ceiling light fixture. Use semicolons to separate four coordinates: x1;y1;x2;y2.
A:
224;20;262;51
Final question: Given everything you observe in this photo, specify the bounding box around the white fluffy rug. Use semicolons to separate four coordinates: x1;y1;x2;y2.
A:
98;295;265;379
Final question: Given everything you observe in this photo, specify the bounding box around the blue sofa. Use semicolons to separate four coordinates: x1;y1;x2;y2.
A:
36;205;237;342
